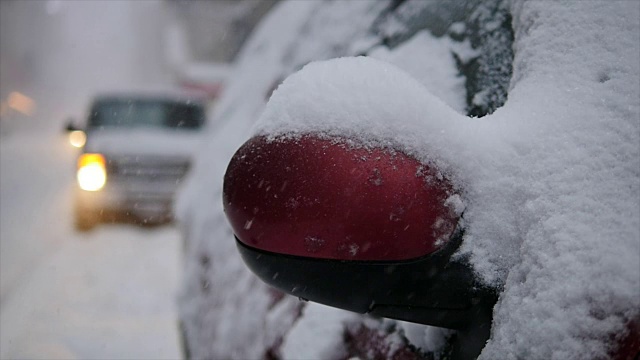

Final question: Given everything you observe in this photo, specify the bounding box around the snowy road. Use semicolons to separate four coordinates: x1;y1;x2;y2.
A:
1;130;182;359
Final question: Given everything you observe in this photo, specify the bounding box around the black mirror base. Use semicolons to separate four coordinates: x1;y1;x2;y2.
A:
237;238;497;359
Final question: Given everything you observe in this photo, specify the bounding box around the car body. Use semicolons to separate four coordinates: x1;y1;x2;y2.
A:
176;1;639;359
71;91;207;230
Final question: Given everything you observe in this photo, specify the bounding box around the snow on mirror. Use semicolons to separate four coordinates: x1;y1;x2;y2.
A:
224;30;640;357
224;57;499;359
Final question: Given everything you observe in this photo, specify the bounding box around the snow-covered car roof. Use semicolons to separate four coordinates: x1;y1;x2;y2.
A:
176;1;639;359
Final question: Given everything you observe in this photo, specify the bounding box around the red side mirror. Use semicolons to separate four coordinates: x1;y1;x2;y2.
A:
224;135;459;261
223;134;497;359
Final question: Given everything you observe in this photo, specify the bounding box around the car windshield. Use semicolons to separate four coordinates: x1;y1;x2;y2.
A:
88;98;205;130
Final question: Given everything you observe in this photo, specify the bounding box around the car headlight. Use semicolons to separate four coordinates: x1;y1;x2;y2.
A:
69;130;87;148
77;153;107;191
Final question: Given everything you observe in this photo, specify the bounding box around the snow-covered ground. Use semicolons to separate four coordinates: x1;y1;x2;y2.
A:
0;129;182;359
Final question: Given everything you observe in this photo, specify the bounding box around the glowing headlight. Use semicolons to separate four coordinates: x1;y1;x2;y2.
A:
77;153;107;191
69;130;87;148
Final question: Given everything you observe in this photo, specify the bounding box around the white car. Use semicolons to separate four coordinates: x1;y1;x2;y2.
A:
70;91;206;230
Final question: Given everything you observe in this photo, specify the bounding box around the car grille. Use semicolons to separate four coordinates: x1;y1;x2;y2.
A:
106;155;191;183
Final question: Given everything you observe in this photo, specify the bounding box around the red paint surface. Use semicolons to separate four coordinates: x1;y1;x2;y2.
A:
612;317;640;360
223;135;459;261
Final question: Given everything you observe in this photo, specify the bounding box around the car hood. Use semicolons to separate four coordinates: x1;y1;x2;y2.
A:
84;128;204;158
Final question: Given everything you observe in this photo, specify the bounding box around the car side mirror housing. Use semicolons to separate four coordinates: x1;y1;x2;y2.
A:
223;134;497;356
65;118;80;132
64;118;88;148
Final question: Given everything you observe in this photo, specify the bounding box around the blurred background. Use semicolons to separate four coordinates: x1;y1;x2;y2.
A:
0;0;275;358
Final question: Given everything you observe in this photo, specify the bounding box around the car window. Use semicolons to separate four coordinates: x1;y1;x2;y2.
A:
89;99;205;130
371;0;513;117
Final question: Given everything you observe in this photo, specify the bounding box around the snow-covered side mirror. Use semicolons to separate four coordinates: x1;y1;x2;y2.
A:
223;134;498;359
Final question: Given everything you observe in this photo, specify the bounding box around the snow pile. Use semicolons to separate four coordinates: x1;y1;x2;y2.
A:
369;29;474;114
281;303;357;359
401;321;452;356
177;0;639;358
254;56;466;155
1;226;183;359
252;1;640;358
479;1;640;358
